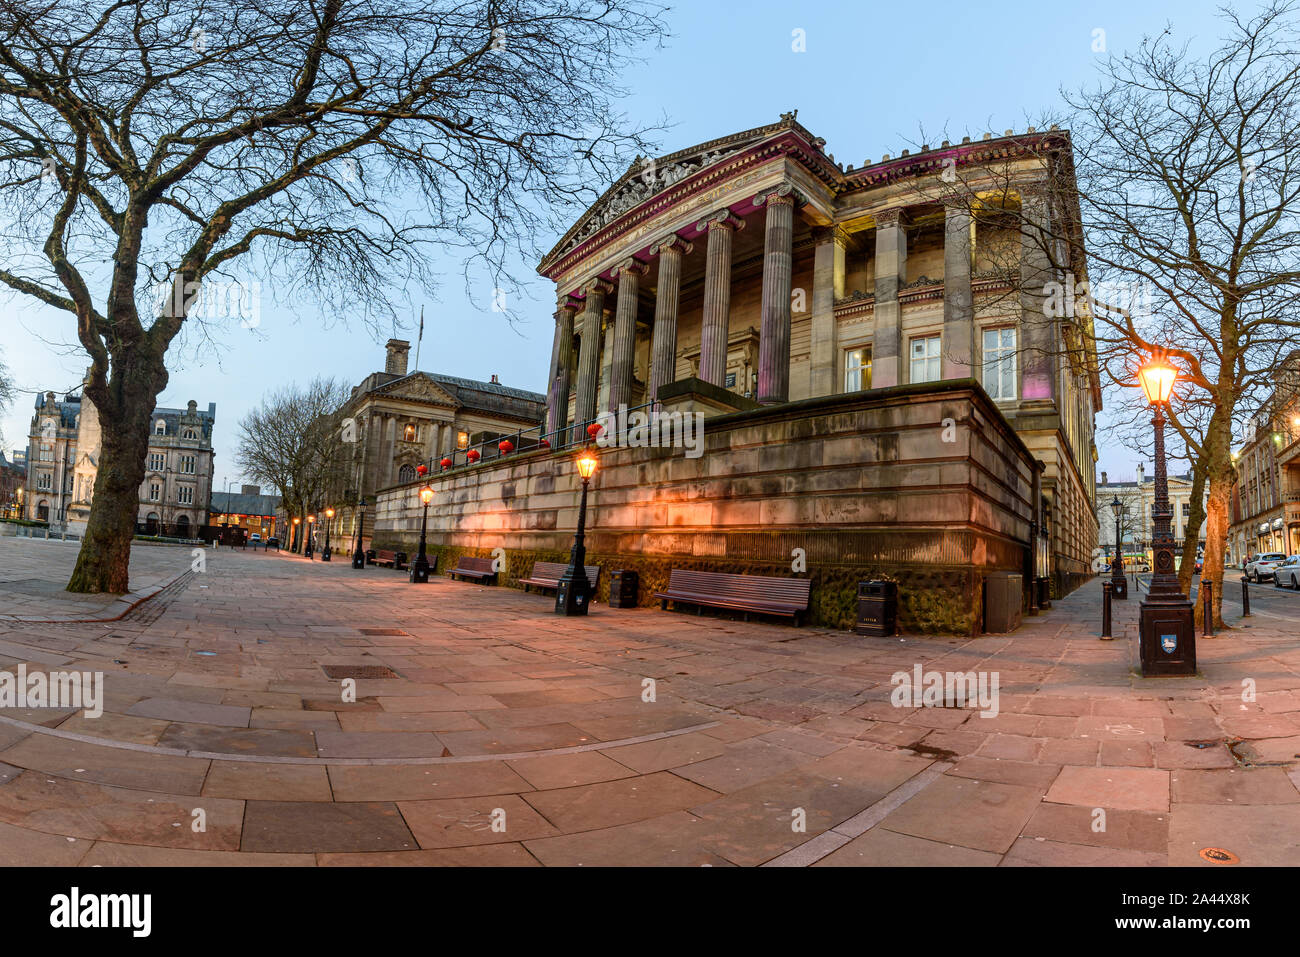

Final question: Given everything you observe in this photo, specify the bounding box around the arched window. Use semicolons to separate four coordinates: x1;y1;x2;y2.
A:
398;464;417;483
182;428;197;440
37;500;49;521
155;419;166;435
176;515;191;535
403;424;417;443
145;512;160;534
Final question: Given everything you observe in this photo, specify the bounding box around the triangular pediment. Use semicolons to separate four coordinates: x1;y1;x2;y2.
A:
371;372;459;407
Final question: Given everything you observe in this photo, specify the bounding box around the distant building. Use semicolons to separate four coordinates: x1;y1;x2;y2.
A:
25;377;216;537
1229;351;1300;562
330;339;545;550
0;450;24;519
209;485;282;540
1095;467;1207;558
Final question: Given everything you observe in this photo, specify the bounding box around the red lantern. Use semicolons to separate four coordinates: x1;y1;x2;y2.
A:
538;438;551;449
467;449;481;463
586;423;603;439
440;457;452;470
498;439;514;454
416;464;428;477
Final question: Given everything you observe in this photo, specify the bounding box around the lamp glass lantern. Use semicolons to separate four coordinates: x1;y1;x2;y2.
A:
557;450;599;615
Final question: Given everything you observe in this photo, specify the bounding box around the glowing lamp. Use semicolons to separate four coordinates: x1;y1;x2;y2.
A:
419;485;434;505
325;508;335;519
576;451;598;480
1138;357;1177;405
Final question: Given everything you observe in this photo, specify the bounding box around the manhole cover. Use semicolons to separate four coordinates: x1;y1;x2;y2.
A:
1198;847;1240;865
359;628;409;636
321;665;400;680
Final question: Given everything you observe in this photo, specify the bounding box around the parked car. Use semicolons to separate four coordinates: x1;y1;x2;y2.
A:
249;532;262;543
1272;555;1300;589
1245;552;1288;583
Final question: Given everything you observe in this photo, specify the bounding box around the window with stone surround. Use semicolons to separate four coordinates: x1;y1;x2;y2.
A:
155;419;166;435
398;464;416;483
981;327;1017;401
180;454;195;474
909;335;941;384
403;424;417;442
844;347;872;392
178;485;194;505
149;452;165;472
149;482;160;501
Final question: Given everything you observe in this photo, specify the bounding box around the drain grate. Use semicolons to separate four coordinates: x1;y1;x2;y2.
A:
359;628;409;636
321;664;400;680
1199;847;1239;864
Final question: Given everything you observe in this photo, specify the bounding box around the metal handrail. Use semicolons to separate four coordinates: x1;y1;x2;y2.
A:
421;401;658;477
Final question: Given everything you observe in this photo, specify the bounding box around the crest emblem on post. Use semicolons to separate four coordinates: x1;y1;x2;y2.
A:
1161;634;1177;654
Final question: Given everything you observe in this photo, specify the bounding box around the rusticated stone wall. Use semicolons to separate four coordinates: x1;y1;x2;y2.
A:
372;378;1038;635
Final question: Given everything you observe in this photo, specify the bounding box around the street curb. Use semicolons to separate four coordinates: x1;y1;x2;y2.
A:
0;568;190;626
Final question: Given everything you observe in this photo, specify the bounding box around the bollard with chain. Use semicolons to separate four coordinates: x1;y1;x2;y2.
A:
1101;579;1113;640
1202;579;1215;639
1241;577;1251;617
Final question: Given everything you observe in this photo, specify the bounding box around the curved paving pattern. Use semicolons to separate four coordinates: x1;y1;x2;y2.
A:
1;546;1300;866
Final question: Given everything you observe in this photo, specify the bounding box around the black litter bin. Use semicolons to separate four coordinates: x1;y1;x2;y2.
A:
609;569;639;608
854;580;898;636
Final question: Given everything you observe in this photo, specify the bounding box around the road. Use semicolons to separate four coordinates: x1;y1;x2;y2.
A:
1130;567;1300;626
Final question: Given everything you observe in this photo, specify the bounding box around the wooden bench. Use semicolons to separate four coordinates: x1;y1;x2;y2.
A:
654;569;812;625
519;561;601;594
448;556;498;584
366;548;409;570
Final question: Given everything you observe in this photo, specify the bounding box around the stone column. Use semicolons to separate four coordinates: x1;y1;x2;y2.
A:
809;225;847;397
941;205;975;379
608;259;646;411
547;295;579;438
1018;184;1057;402
696;209;744;387
871;208;907;388
648;235;692;404
755;185;797;405
573;279;611;438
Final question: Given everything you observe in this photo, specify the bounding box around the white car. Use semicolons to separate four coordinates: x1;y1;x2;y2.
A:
249;533;262;543
1272;555;1300;589
1246;552;1287;583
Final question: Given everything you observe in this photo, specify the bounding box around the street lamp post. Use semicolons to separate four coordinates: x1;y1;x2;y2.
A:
322;507;335;561
1109;496;1128;599
292;516;301;553
1137;356;1196;676
556;450;599;616
352;498;367;569
305;514;315;559
410;485;434;583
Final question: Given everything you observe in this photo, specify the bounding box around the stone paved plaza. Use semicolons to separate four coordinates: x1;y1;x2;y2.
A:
1;538;1299;866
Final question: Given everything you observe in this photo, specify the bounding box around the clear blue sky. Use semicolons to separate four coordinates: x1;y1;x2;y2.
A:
0;0;1234;487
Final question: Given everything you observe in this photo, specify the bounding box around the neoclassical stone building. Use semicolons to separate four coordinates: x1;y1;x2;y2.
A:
536;113;1101;594
332;339;546;549
25;382;216;536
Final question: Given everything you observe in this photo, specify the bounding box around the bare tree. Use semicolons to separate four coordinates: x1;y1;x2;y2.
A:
236;378;352;552
0;0;666;592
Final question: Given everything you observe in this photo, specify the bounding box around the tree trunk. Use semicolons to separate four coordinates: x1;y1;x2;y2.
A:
66;345;168;594
1202;459;1234;631
1178;462;1208;596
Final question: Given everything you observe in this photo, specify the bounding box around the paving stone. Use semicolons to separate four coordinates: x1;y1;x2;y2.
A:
314;730;446;759
1002;837;1166;866
0;819;93;865
876;776;1043;854
597;731;726;774
326;761;533;802
55;711;171;746
158;723;318;758
241;801;417;853
1021;801;1169;852
202;761;333;802
0;733;211;794
127;697;251;728
316;843;539;866
673;739;814;793
79;844;316;866
814;826;1001;867
520;771;720;832
1168;803;1300;866
397;793;558;848
947;756;1062;790
507;751;638;790
1044;766;1170;812
1171;768;1300;805
523;811;733;867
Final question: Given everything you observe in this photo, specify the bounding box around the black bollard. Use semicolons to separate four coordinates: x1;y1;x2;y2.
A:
1202;579;1215;638
1101;580;1113;640
1241;577;1251;617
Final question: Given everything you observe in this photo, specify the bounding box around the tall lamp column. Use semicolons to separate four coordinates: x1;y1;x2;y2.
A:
556;450;599;616
1109;496;1127;599
322;507;335;561
410;485;433;584
352;498;367;569
1137;356;1196;676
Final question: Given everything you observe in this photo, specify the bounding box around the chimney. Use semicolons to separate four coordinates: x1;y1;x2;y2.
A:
385;339;411;376
1101;471;1108;485
490;374;499;384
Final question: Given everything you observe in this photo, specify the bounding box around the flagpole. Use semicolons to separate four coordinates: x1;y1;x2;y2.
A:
413;305;424;374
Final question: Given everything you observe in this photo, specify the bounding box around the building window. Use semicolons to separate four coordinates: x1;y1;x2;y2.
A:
982;327;1017;401
844;347;872;392
398;464;416;483
909;335;941;384
39;446;53;462
155;419;166;435
457;431;469;449
178;486;194;505
37;501;49;521
149;453;165;472
180;455;195;475
403;424;417;443
149;483;161;501
37;472;52;491
182;428;197;440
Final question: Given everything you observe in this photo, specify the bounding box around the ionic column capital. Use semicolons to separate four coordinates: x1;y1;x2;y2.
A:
650;234;693;257
556;293;583;315
696;208;746;233
613;257;648;278
581;278;614;299
752;183;802;209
